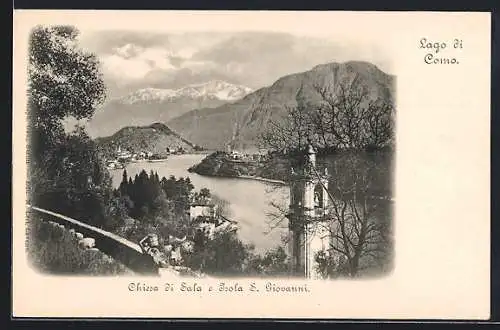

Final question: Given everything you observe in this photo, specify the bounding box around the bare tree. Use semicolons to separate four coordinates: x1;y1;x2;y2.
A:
259;74;395;152
259;85;317;152
363;100;395;149
258;73;395;278
262;154;392;278
311;154;392;278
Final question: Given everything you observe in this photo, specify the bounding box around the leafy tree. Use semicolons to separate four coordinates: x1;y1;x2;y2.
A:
199;188;211;199
184;230;254;276
258;246;290;275
104;190;133;231
33;126;113;227
28;25;105;166
159;175;194;213
27;25;108;225
245;246;291;277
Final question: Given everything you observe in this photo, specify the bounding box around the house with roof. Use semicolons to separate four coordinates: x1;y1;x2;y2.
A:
188;197;237;239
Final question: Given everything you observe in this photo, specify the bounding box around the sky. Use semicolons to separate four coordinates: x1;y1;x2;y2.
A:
18;11;403;101
16;11;395;100
76;28;392;99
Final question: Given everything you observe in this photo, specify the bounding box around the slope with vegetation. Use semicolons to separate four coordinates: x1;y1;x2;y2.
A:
95;122;200;159
27;213;133;275
26;25;294;277
112;169;291;277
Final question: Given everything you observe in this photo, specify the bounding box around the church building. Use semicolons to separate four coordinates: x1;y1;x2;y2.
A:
286;144;332;279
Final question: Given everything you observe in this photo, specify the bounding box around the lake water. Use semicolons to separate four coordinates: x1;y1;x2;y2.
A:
109;154;289;254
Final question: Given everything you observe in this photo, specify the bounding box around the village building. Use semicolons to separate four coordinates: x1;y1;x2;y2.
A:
286;144;332;279
189;201;218;219
116;145;132;160
188;198;237;239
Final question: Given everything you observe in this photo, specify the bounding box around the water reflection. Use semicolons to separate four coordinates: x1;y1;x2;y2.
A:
110;154;289;253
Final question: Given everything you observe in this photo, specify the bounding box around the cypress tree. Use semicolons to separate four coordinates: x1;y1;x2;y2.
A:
119;169;128;195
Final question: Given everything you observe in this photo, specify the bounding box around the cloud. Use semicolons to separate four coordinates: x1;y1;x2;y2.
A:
140;48;176;70
100;44;178;82
113;43;143;59
81;30;392;98
181;59;217;73
167;55;185;68
102;54;152;80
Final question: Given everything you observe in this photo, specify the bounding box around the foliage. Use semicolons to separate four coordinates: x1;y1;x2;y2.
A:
27;25;113;227
94;123;195;160
27;215;132;275
28;25;105;165
116;170;204;241
24;25;298;279
116;169;294;277
183;230;254;276
246;246;290;277
25;25;132;274
119;171;194;219
32;127;116;227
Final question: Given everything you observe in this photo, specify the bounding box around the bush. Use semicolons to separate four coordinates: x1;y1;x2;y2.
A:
184;230;254;276
26;215;133;276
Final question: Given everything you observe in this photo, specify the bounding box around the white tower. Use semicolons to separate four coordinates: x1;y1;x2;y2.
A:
286;145;331;279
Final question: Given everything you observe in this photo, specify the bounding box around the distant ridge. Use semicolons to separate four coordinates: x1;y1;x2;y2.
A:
167;61;395;151
87;80;253;138
118;80;253;104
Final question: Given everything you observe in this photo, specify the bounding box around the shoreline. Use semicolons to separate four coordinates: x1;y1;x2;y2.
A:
236;175;287;186
188;170;287;186
107;153;211;169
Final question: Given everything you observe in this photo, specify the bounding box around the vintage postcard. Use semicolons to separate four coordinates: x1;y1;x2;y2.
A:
12;10;491;319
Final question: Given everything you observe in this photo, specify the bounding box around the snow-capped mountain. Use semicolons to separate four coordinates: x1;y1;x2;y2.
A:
118;80;253;104
168;61;395;150
86;81;252;138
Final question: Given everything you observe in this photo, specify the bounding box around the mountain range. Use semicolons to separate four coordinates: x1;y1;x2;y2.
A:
167;61;395;151
86;80;253;137
91;61;395;152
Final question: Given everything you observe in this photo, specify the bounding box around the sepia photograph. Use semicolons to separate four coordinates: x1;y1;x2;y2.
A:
24;23;395;280
12;10;490;319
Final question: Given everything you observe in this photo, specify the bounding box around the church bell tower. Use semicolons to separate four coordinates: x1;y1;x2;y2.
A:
286;145;331;279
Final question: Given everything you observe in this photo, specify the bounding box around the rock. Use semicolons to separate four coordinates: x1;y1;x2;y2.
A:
123;217;136;226
75;233;84;239
78;237;96;249
100;254;112;262
86;247;100;252
181;241;194;253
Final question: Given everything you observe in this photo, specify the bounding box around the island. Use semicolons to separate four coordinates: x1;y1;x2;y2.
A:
187;150;291;185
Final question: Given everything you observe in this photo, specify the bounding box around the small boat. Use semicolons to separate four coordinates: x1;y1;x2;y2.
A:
147;158;168;163
106;160;125;170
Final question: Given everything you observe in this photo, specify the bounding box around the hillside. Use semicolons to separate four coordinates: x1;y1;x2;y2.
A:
167;61;395;151
95;123;198;158
27;215;134;276
86;81;253;137
189;149;394;198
